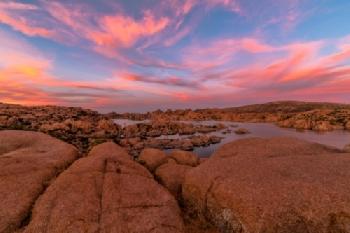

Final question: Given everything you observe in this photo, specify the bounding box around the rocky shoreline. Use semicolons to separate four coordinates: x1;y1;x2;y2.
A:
0;103;227;156
1;101;350;156
1;130;349;232
111;101;350;131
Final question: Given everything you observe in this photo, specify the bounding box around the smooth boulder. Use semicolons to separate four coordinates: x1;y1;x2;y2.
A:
138;148;168;172
155;162;192;200
169;150;199;167
22;142;184;233
346;121;350;130
212;136;341;159
344;144;350;153
0;130;79;233
183;137;350;233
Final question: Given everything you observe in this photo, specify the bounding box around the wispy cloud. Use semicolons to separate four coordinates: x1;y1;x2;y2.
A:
122;72;202;89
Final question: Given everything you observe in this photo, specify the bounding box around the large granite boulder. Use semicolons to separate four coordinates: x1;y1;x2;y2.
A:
211;136;341;159
344;144;350;153
183;137;350;233
22;142;184;233
169;150;200;167
155;161;192;200
0;130;79;233
138;148;168;172
312;121;333;131
346;121;350;130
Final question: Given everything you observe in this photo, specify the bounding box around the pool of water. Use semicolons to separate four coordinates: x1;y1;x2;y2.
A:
191;121;350;157
114;119;150;127
114;119;350;157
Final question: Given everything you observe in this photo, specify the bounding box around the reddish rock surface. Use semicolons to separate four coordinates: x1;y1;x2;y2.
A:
0;130;79;233
344;144;350;153
183;137;350;233
346;121;350;130
155;162;192;200
138;148;168;172
22;142;184;233
169;150;200;167
234;128;250;135
212;136;341;159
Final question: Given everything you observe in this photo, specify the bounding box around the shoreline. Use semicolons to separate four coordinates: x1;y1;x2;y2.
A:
1;101;350;156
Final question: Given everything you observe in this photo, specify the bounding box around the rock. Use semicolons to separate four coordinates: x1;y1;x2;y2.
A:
344;144;350;153
133;142;145;151
294;119;312;129
215;123;226;130
190;135;210;147
183;137;350;232
155;162;192;199
169;150;199;167
196;126;216;134
123;124;139;138
167;157;178;164
97;119;119;136
221;129;232;134
128;137;141;146
179;125;196;135
312;121;333;131
39;122;69;132
147;129;162;137
208;135;222;144
23;142;184;233
74;120;93;132
212;136;340;159
346;121;350;130
0;130;79;233
65;119;93;133
180;139;194;151
234;128;250;134
199;158;208;164
138;148;168;172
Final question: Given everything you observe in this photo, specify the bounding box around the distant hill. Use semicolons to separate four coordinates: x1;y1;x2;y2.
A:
209;101;350;114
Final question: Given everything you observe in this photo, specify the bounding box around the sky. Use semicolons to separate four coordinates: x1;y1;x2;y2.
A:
0;0;350;113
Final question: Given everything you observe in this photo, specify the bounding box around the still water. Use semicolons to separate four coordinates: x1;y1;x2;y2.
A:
114;119;350;157
114;119;150;127
192;121;350;157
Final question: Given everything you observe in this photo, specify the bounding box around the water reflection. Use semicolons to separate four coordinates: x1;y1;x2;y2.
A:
114;119;150;127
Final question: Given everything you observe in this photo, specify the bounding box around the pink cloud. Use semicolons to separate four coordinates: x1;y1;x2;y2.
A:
0;31;125;108
0;2;38;10
43;2;89;32
217;40;350;96
0;1;171;58
180;37;276;72
123;72;202;89
0;10;54;38
89;11;169;48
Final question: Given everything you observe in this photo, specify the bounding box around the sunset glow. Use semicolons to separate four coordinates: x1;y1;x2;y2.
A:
1;0;350;112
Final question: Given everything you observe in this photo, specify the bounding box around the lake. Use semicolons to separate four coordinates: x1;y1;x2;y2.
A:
114;119;350;157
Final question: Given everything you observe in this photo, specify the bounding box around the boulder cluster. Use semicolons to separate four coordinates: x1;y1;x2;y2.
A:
0;103;226;155
0;103;120;152
277;109;350;131
118;120;224;156
1;130;349;233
